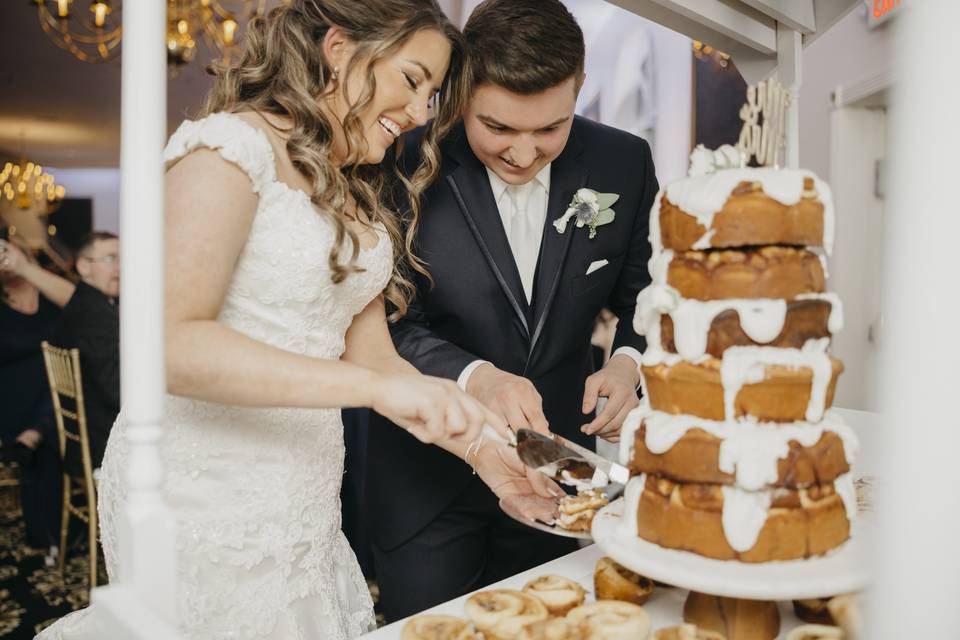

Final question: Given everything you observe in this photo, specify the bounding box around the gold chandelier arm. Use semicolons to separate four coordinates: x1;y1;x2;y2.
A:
35;1;122;64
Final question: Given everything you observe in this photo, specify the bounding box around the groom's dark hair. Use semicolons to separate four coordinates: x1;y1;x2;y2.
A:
464;0;585;95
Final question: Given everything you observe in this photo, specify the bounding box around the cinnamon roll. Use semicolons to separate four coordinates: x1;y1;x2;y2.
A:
654;624;727;640
465;589;549;640
566;601;651;640
792;599;834;625
785;624;844;640
400;615;480;640
517;618;586;640
522;575;586;616
594;556;654;605
827;594;862;640
556;489;609;532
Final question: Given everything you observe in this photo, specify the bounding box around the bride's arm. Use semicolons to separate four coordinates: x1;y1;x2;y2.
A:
164;149;382;408
341;296;561;522
164;149;502;446
342;295;419;376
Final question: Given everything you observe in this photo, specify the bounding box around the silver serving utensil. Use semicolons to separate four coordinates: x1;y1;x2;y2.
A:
514;429;630;487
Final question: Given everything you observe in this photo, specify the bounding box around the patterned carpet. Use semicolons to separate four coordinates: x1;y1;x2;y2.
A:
0;470;107;640
0;469;385;638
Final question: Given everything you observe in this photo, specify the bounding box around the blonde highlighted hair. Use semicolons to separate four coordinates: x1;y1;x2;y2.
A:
202;0;469;319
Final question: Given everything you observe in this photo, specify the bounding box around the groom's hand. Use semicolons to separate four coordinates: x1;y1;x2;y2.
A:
581;354;641;441
466;364;550;434
474;442;562;524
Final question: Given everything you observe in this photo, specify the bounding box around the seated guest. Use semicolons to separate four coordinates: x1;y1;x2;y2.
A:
0;233;74;549
52;231;121;474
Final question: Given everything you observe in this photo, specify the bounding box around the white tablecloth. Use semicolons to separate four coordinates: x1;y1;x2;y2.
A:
362;407;875;639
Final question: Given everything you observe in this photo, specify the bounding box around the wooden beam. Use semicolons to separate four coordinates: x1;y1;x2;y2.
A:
738;0;816;33
606;0;777;54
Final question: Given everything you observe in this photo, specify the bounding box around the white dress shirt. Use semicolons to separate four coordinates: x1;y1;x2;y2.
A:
456;165;643;391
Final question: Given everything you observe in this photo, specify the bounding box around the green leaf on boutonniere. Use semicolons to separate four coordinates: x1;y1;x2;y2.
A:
595;193;620;210
594;209;615;226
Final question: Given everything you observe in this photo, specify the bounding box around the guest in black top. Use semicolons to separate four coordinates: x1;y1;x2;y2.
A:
52;231;120;474
0;233;76;548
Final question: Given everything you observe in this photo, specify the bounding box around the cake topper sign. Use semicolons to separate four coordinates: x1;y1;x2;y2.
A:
737;79;791;167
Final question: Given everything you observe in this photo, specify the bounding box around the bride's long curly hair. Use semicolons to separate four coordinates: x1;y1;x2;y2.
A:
202;0;468;320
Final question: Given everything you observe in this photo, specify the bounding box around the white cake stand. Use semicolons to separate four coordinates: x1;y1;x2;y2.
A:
592;498;872;638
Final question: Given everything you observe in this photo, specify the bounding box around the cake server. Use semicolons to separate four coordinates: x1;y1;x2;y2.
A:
514;428;631;487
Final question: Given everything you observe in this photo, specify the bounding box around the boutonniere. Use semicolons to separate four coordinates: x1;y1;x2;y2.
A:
552;188;620;239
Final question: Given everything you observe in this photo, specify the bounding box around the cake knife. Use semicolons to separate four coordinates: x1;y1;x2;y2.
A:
513;428;631;488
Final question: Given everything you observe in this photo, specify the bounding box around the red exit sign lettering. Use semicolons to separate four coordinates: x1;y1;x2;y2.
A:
867;0;906;28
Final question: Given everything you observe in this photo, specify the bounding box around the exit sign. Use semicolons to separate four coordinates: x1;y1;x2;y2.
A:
867;0;906;28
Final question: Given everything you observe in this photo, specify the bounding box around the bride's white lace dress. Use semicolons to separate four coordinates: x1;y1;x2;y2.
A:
39;112;383;639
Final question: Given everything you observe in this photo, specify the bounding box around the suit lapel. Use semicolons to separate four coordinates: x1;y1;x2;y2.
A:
445;132;530;338
529;130;587;354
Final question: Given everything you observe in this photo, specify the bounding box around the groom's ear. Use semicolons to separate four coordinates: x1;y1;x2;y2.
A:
574;72;586;98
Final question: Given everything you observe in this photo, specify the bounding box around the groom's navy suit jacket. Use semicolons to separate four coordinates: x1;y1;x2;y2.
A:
366;117;658;551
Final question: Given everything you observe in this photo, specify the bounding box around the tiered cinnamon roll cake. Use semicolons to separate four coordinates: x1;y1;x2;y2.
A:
618;160;860;562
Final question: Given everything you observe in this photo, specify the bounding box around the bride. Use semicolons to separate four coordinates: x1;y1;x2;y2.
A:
39;1;560;638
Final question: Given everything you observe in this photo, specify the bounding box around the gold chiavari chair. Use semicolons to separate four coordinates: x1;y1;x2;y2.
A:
40;341;99;590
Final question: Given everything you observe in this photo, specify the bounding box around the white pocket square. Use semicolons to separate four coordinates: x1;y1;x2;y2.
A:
585;259;609;275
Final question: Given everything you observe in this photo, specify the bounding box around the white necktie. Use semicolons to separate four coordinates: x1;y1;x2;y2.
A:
506;184;538;304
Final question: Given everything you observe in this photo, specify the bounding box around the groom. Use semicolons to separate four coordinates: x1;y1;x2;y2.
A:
366;0;658;621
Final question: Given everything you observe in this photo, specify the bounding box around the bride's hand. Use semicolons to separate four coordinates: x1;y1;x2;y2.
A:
473;443;563;524
371;373;506;445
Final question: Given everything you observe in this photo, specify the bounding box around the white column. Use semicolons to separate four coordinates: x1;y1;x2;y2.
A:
869;1;960;637
92;0;179;632
776;23;801;168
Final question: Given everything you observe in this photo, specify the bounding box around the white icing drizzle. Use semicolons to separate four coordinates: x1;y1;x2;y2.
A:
648;187;665;257
691;228;715;250
617;474;646;537
721;485;772;552
634;246;843;366
814;248;831;280
833;472;857;523
720;338;834;422
621;405;860;492
796;291;845;334
619;405;646;466
540;466;610;492
661;168;836;255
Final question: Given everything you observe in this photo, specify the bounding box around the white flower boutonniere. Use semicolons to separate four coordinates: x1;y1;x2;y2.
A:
553;188;620;239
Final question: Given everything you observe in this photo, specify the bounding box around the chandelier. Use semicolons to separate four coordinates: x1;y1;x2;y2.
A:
167;0;272;69
693;40;732;69
33;0;277;68
33;0;123;64
0;159;66;217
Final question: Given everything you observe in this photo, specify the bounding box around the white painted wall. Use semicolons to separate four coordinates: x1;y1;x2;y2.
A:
797;6;893;410
798;5;893;180
48;167;121;234
648;22;692;185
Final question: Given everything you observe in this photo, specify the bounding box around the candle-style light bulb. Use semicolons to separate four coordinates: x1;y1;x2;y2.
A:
90;1;112;28
222;17;238;45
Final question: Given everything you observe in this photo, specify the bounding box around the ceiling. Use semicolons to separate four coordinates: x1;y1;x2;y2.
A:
0;2;218;168
1;0;858;169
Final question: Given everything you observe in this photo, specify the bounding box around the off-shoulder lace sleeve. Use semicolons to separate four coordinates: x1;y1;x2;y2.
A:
163;112;277;195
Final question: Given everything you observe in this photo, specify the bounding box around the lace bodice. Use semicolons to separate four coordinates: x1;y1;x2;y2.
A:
40;112;388;639
165;112;393;360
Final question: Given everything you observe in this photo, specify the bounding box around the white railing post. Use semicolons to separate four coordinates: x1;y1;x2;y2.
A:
91;0;180;635
776;22;801;168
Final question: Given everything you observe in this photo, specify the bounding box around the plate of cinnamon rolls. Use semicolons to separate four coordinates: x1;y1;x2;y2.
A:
401;557;660;639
